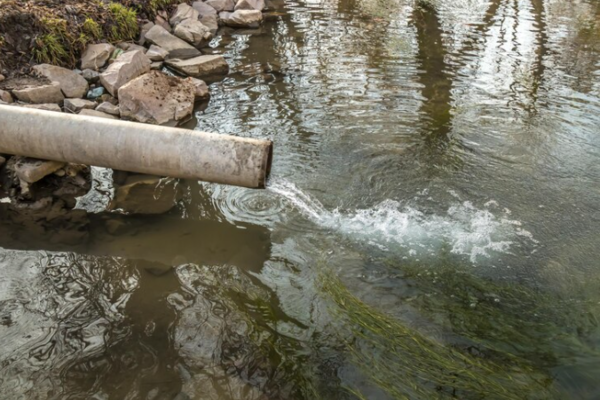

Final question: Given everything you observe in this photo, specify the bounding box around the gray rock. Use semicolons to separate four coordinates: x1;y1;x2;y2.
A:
189;78;210;100
64;98;96;113
81;43;115;71
99;50;151;97
12;83;64;104
206;0;235;12
234;0;265;11
138;21;155;45
78;109;118;119
118;71;196;125
86;86;106;100
200;14;219;36
109;174;182;215
19;103;62;112
174;19;213;48
0;89;13;103
192;1;218;17
32;64;89;98
170;3;200;26
82;69;100;83
146;45;169;61
13;157;66;184
155;15;172;32
165;55;229;78
151;61;164;70
220;10;263;28
145;25;202;60
95;101;120;116
119;42;148;53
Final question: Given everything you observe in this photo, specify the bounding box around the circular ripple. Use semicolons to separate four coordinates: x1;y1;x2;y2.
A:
210;185;287;227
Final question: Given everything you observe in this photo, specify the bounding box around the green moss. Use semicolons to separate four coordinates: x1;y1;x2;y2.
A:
82;17;102;40
108;3;139;41
148;0;180;14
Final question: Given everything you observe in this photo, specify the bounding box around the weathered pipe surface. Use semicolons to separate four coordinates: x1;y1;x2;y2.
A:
0;104;273;188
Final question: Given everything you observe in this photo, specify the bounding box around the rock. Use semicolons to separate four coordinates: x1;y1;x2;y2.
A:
200;15;219;36
138;21;155;45
119;42;148;53
78;109;118;119
189;78;209;100
151;62;164;70
118;71;196;126
0;89;13;103
145;25;202;60
109;174;182;215
81;43;115;71
12;83;64;104
234;0;265;11
99;50;151;97
13;157;66;184
81;69;100;83
100;93;118;104
220;10;263;28
64;98;96;113
193;1;218;17
206;0;235;12
19;103;62;112
32;64;89;98
108;48;125;64
0;74;5;82
165;55;229;78
174;19;213;48
86;86;106;100
147;45;169;61
155;15;172;32
170;3;200;26
95;101;120;116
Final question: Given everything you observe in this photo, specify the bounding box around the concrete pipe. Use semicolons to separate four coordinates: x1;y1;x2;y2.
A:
0;105;273;189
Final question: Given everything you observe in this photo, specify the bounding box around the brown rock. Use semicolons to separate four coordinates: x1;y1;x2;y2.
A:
138;21;155;45
64;98;96;113
220;10;263;28
99;50;151;97
147;45;169;61
81;43;116;71
78;109;118;119
19;103;62;112
189;77;210;100
95;102;120;116
12;83;64;104
165;55;229;78
0;89;13;103
32;64;89;98
206;0;235;12
170;3;200;26
193;1;218;17
235;0;265;11
13;157;66;184
174;19;213;48
145;25;202;60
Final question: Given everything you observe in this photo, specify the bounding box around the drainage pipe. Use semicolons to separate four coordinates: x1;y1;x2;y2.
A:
0;105;273;189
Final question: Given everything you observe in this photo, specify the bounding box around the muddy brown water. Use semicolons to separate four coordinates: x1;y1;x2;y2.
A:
1;0;600;399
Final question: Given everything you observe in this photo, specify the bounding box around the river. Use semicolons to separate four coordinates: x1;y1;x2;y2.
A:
1;0;599;398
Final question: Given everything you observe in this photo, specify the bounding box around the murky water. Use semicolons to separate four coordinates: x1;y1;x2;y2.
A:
1;0;600;398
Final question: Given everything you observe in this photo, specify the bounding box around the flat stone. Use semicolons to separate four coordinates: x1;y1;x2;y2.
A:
109;174;182;215
192;1;217;17
235;0;265;11
206;0;235;12
32;64;89;98
100;50;151;97
13;157;66;184
119;42;148;53
12;83;64;104
165;55;229;78
200;14;219;36
189;77;209;100
220;10;263;28
81;43;115;71
78;109;118;119
151;61;164;70
19;103;62;112
82;69;100;83
174;19;213;48
138;21;155;45
0;89;13;103
118;71;196;125
64;98;96;113
170;3;199;26
145;25;202;60
147;45;169;61
95;101;120;116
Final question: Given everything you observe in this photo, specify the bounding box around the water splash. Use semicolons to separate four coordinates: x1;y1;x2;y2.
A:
269;180;535;263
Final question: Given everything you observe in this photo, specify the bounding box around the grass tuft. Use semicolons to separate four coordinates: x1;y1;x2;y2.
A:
108;3;139;42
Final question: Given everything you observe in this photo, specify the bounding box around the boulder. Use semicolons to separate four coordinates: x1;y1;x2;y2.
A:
95;102;120;116
99;50;151;97
192;1;218;17
64;98;96;113
165;55;229;78
0;89;13;103
206;0;235;12
174;19;213;48
78;109;118;119
109;174;182;215
81;69;100;83
13;157;66;184
155;15;172;32
32;64;89;98
12;83;64;104
146;45;169;61
19;103;62;112
220;10;263;28
170;3;199;26
200;14;219;36
138;21;155;45
145;25;202;60
234;0;265;11
189;78;210;100
81;43;115;71
118;71;196;126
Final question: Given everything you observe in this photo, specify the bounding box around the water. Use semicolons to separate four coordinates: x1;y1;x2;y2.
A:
1;0;600;398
